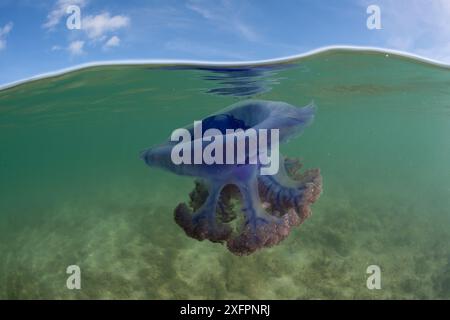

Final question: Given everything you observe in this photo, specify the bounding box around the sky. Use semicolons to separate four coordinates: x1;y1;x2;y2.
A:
0;0;449;85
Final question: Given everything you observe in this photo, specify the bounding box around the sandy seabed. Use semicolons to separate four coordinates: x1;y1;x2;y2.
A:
0;182;449;300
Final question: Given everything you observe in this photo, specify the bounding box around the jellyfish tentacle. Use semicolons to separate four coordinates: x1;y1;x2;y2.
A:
191;181;222;222
237;178;278;228
225;177;294;256
174;181;232;242
259;174;304;209
258;157;322;217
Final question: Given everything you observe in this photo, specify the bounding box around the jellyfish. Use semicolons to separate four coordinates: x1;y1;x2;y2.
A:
140;100;322;255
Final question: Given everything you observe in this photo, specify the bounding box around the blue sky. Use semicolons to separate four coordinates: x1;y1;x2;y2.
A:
0;0;449;85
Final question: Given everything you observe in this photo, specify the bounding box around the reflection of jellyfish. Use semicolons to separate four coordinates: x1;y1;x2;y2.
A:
140;100;322;255
158;64;294;97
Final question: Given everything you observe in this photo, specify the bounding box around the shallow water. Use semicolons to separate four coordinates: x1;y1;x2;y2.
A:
1;49;450;299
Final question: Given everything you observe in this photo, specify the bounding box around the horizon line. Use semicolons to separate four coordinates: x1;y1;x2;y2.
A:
1;45;449;92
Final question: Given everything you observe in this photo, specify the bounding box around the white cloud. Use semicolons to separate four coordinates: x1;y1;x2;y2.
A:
67;40;84;55
44;1;129;54
82;13;129;40
43;0;87;29
0;22;13;51
186;1;216;20
361;0;450;62
0;22;13;35
186;0;260;42
104;35;120;48
234;21;259;43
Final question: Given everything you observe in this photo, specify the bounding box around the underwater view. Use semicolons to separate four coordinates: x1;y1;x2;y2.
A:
1;48;450;299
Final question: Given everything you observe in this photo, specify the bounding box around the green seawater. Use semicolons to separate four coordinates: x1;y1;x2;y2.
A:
0;49;450;299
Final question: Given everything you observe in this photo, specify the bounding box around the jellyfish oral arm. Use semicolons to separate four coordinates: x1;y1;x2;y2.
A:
190;181;223;224
236;177;278;228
